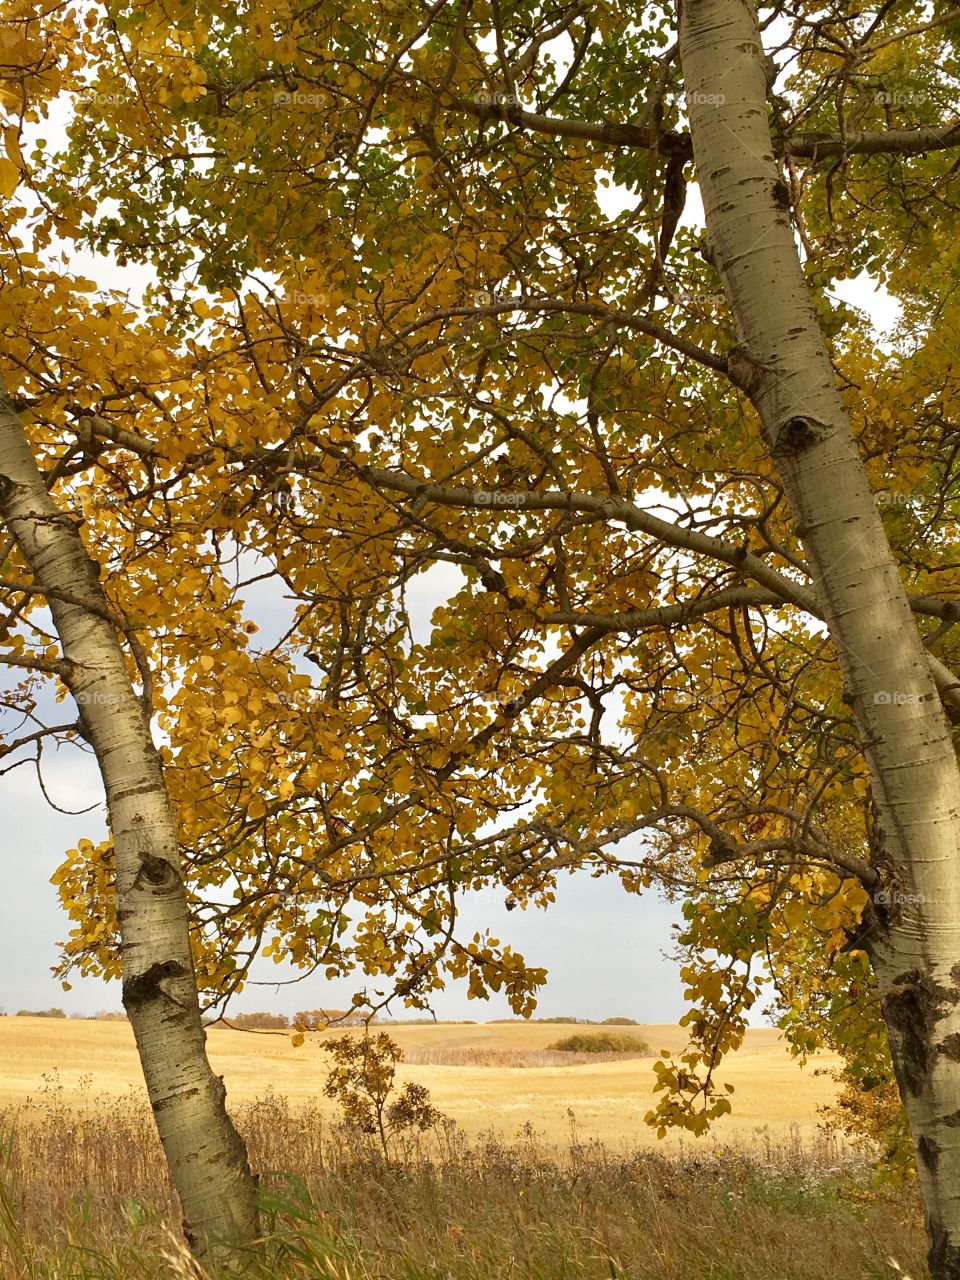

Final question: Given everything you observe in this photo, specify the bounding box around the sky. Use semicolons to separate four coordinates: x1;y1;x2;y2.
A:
0;786;689;1023
0;553;690;1023
0;79;904;1028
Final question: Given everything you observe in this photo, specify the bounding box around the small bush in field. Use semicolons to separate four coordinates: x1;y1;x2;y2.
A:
547;1031;650;1055
321;1032;444;1157
602;1016;639;1025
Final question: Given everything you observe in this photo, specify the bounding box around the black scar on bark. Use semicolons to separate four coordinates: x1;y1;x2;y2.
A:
927;1226;960;1280
772;178;792;211
920;1133;943;1170
939;1033;960;1063
882;969;955;1095
151;1086;199;1114
122;960;188;1011
942;1109;960;1127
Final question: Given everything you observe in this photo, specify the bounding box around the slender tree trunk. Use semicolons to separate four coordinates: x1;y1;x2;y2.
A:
678;3;960;1274
0;383;259;1259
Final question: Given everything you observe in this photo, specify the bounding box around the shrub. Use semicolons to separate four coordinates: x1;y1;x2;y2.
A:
602;1016;639;1025
321;1032;445;1158
546;1031;651;1055
16;1008;66;1018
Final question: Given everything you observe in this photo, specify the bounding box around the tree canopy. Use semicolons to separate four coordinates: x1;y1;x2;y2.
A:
2;0;959;1140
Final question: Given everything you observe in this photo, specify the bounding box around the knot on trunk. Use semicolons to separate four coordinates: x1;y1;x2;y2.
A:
726;345;766;395
773;415;824;456
135;853;179;892
121;959;188;1012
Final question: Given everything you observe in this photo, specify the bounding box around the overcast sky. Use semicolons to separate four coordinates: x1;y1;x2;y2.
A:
0;553;691;1023
0;784;689;1023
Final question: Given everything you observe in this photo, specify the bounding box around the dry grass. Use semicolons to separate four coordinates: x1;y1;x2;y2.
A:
0;1076;930;1280
399;1045;651;1067
0;1018;843;1144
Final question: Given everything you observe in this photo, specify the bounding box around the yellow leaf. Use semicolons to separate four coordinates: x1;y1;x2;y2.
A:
291;1032;305;1047
0;156;20;196
4;126;23;171
392;764;415;793
247;796;267;820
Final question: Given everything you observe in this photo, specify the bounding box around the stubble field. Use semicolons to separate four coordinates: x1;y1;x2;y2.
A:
0;1016;840;1144
0;1017;930;1279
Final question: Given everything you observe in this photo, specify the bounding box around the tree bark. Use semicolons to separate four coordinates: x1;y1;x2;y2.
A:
0;382;258;1259
678;3;960;1275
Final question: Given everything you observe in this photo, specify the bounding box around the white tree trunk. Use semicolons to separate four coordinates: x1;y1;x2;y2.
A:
0;384;258;1258
678;3;960;1274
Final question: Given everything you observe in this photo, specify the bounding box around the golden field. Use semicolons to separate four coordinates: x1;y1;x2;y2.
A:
0;1016;842;1144
2;1018;927;1280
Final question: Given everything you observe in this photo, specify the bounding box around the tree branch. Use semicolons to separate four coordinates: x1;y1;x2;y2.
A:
447;94;960;164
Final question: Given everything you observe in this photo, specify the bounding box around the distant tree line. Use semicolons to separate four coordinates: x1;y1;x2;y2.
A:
6;1007;640;1028
206;1009;381;1031
13;1008;128;1019
489;1016;640;1025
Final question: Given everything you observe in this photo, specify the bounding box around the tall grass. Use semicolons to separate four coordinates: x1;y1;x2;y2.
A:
0;1076;929;1279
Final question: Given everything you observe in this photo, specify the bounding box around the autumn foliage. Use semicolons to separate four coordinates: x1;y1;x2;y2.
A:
0;0;958;1167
